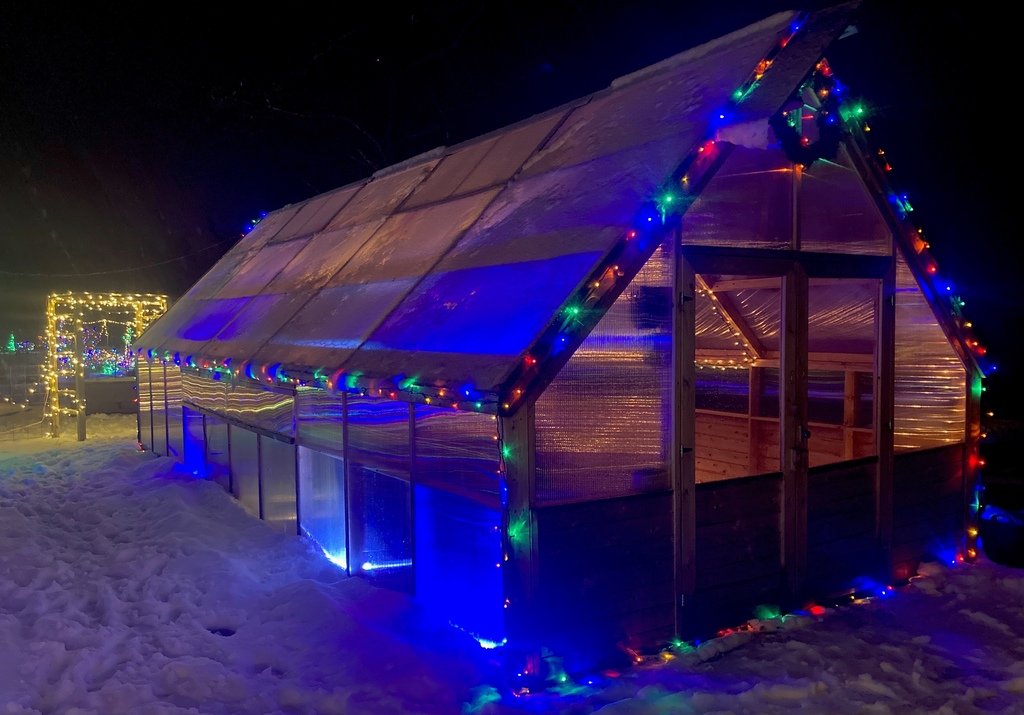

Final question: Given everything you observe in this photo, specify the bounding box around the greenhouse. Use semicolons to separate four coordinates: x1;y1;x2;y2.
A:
135;3;983;675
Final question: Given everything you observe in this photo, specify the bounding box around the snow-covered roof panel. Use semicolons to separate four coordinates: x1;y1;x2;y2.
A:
269;184;363;242
519;12;796;179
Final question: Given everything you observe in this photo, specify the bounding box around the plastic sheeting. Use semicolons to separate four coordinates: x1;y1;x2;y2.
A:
296;388;345;454
535;239;673;504
205;416;230;492
348;466;413;593
182;406;205;477
260;436;297;535
137;361;152;451
413;406;501;509
894;247;966;450
166;365;183;460
298;447;347;568
229;425;260;518
224;382;294;437
151;362;167;457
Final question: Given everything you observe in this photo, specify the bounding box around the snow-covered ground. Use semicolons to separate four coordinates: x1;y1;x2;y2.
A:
1;415;1022;715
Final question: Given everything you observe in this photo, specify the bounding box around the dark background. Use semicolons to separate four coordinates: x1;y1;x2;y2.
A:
1;1;1019;417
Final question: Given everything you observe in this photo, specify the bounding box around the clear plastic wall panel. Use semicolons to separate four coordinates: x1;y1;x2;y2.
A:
181;370;228;415
326;160;438;230
346;395;410;481
799;146;890;255
270;184;361;243
260;436;297;535
213;239;311;300
295;388;345;454
151;362;167;456
680;148;795;249
225;383;295;437
182;406;206;477
205;415;231;493
413;405;500;509
519;13;791;177
298;447;347;569
534;241;672;504
414;485;504;646
228;425;260;518
166;364;183;460
807;280;876;355
137;361;153;451
348;466;412;593
696;366;749;413
894;249;966;450
807;278;877;466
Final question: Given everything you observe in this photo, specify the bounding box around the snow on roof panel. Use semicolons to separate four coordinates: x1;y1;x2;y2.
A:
403;138;500;209
250;279;417;371
270;183;363;242
327;189;499;285
214;239;312;300
519;13;794;180
325;160;438;229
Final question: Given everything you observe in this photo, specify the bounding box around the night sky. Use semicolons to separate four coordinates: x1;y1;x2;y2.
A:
1;2;1019;415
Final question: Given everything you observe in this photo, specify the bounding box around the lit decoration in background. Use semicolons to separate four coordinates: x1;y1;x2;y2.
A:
45;292;168;438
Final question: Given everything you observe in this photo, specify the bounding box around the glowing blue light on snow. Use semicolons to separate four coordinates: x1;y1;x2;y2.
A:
361;559;413;572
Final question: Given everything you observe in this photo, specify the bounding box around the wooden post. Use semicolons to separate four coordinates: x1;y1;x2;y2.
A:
74;319;86;442
843;371;856;461
748;367;763;473
500;404;539;683
875;264;896;566
780;264;808;596
673;247;697;633
964;372;982;561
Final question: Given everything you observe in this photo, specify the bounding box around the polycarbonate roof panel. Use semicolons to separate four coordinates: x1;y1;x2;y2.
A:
214;239;311;300
250;279;417;370
520;12;795;178
269;183;363;242
198;220;390;362
350;251;605;390
329;190;499;285
326;158;440;229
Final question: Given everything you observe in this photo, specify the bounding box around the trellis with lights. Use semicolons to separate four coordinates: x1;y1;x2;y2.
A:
45;292;167;438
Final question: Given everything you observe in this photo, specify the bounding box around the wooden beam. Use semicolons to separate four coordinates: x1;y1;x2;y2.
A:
752;352;873;372
964;373;982;562
674;250;697;634
682;245;891;280
843;370;856;461
500;404;540;679
748;367;763;474
780;264;809;597
875;267;895;569
710;276;877;293
699;275;768;359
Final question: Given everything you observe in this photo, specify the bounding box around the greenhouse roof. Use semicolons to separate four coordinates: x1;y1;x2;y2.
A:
138;4;876;412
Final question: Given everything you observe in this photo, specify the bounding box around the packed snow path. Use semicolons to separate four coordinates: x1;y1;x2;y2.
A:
2;415;1023;714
